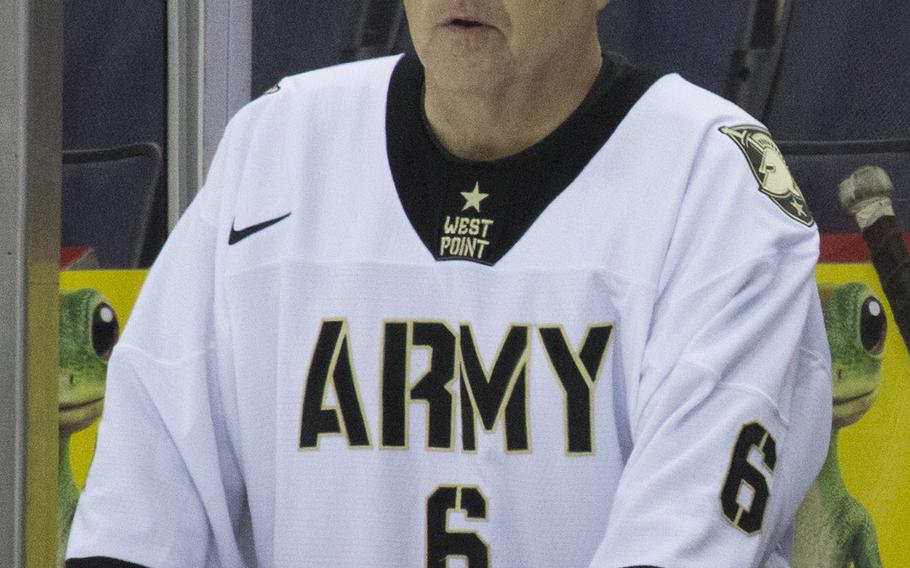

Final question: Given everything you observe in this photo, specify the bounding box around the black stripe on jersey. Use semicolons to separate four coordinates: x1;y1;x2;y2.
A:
66;558;147;568
386;53;661;266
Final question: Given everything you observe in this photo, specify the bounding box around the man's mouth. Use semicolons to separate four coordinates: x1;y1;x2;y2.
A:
449;18;483;27
444;16;492;31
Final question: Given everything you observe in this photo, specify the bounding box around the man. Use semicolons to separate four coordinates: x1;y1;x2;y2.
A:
67;0;832;566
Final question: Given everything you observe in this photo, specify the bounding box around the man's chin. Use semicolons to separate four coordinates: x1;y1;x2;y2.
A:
420;33;507;73
423;55;505;93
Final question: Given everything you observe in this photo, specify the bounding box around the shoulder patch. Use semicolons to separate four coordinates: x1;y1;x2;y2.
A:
264;83;281;95
720;125;814;227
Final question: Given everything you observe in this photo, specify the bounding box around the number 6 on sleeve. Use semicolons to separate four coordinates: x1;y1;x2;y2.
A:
720;421;777;535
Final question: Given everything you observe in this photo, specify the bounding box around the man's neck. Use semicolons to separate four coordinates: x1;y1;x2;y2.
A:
422;44;604;162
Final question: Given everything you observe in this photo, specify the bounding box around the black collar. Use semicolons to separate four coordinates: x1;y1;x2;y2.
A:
385;53;660;266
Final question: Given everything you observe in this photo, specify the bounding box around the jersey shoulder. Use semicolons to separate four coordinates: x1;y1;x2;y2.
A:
194;56;401;224
635;74;817;231
258;54;402;100
640;74;758;131
227;55;401;138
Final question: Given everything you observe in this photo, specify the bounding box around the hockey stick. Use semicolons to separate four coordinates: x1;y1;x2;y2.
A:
839;166;910;349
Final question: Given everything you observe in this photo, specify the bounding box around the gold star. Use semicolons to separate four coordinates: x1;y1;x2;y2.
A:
790;197;806;217
461;182;489;213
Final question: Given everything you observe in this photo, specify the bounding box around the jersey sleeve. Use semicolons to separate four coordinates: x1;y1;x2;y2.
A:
590;124;832;568
65;160;247;566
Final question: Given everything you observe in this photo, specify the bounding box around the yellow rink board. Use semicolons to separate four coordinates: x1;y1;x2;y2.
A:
60;265;910;563
60;269;148;488
817;263;910;566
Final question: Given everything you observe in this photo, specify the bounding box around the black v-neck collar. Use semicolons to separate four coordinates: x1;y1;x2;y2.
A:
385;53;660;266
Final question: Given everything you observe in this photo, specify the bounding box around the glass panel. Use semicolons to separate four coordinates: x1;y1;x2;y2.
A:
63;0;168;268
251;1;351;95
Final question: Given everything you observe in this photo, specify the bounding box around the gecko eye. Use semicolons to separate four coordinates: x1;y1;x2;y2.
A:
92;302;119;360
860;296;886;355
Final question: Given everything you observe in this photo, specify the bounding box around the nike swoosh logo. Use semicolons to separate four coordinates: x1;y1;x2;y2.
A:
228;212;291;245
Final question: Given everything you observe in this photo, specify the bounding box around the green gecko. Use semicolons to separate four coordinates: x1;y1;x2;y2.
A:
793;282;886;568
58;289;119;567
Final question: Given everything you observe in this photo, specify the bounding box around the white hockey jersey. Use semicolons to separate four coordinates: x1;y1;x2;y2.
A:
68;54;832;568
